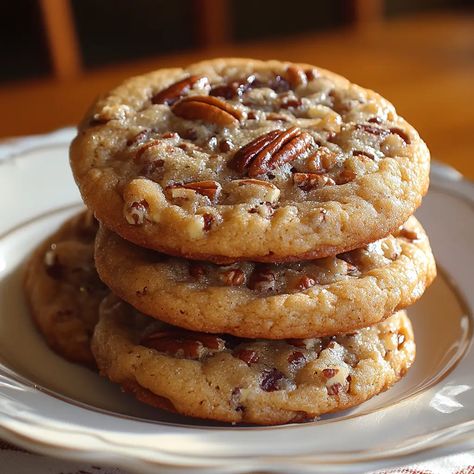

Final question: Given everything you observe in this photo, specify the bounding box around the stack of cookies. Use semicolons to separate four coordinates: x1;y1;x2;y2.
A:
25;58;436;425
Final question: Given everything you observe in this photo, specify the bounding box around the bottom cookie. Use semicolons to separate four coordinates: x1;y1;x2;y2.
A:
93;295;415;425
23;211;107;366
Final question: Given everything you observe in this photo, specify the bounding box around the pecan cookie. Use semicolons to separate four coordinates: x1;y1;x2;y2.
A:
24;211;107;366
94;216;435;339
92;295;415;425
70;58;430;263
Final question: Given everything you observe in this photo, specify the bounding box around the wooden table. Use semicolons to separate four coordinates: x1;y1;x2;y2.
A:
1;11;472;177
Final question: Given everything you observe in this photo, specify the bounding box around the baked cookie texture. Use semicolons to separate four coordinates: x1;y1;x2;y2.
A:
24;211;107;366
71;58;430;263
94;216;435;338
92;295;415;425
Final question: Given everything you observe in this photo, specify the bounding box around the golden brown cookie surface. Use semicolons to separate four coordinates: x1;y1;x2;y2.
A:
71;58;430;262
94;216;435;338
24;211;107;366
92;295;415;425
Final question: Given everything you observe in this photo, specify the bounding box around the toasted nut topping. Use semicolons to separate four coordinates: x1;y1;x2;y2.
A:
230;127;315;177
248;268;276;292
293;275;316;291
286;65;307;88
293;173;335;191
151;75;208;105
322;368;339;379
260;368;287;392
220;269;245;286
166;180;221;201
141;328;225;359
288;351;306;367
355;123;390;138
172;95;243;126
124;200;149;225
327;382;343;395
398;227;419;241
202;213;214;232
390;127;411;144
234;349;260;365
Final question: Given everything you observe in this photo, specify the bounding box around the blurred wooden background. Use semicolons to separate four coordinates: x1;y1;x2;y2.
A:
0;0;473;177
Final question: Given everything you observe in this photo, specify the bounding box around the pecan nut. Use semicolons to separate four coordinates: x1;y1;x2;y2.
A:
166;180;221;201
293;173;335;191
141;328;225;359
172;95;243;126
230;127;314;177
285;65;307;88
219;268;245;286
151;75;208;105
248;268;276;292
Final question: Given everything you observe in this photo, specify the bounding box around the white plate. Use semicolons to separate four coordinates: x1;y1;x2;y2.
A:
0;137;473;474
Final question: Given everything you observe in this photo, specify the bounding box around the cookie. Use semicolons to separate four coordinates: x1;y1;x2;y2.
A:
70;58;430;263
24;211;107;366
94;216;435;339
92;295;415;425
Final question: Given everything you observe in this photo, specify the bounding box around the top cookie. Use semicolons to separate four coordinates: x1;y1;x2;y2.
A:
71;58;430;262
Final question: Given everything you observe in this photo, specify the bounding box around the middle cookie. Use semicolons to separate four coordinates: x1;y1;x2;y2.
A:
95;216;435;339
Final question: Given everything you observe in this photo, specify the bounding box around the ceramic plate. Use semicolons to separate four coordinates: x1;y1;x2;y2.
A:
0;133;473;473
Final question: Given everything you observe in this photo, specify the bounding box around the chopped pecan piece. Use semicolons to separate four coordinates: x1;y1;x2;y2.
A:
293;172;335;191
288;351;306;367
124;200;149;225
134;140;160;162
398;227;419;241
141;328;225;359
322;368;339;379
260;368;286;392
230;127;314;177
327;382;343;395
248;268;276;292
390;127;411;144
172;95;243;126
151;75;208;105
220;268;245;286
234;349;260;365
355;123;390;138
353;150;375;160
202;213;214;231
292;275;316;291
166;180;221;201
210;76;255;99
286;65;307;88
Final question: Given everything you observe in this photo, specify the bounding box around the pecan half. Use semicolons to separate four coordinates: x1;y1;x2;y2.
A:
293;173;335;191
166;180;221;201
141;328;225;359
230;127;314;177
151;75;208;105
172;95;243;126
